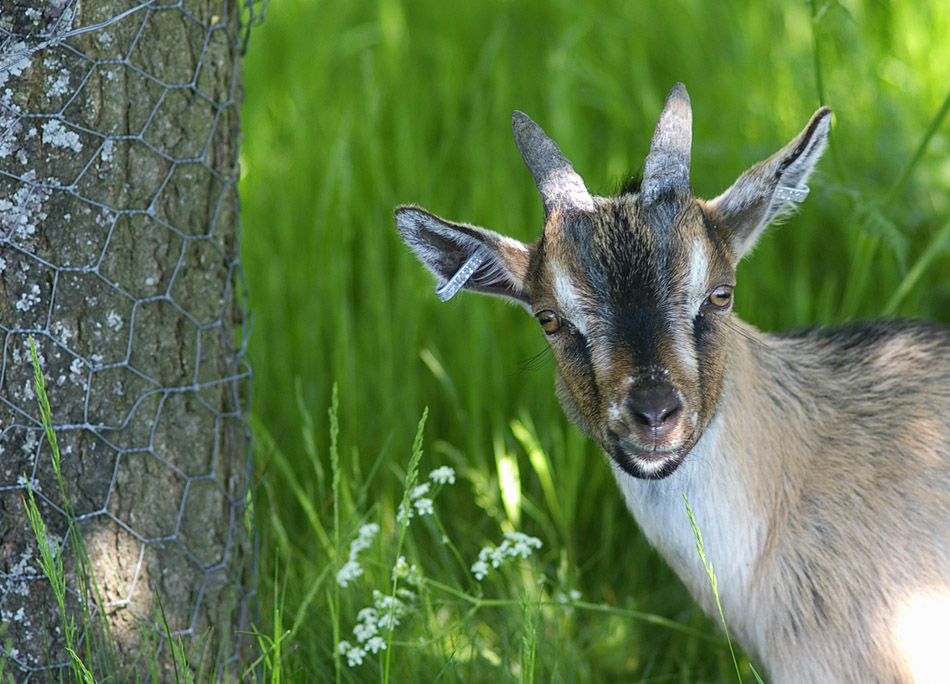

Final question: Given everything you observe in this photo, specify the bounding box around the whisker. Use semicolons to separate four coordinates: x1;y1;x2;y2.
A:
516;345;553;374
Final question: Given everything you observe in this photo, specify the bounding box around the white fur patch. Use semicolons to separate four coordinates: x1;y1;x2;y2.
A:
552;264;589;336
607;401;622;423
612;413;761;631
665;238;706;375
686;238;709;314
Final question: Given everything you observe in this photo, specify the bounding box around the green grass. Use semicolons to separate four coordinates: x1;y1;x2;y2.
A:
239;0;950;681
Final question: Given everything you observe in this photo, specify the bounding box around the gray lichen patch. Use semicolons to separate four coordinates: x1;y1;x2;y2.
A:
50;271;136;362
0;426;42;487
0;172;52;248
0;488;74;671
0;575;81;669
0;334;90;425
14;194;115;270
29;45;95;115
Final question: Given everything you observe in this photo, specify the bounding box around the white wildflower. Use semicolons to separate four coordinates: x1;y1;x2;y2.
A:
373;590;406;630
356;607;378;624
336;560;363;588
410;482;431;500
377;611;400;631
428;465;456;485
337;640;365;667
413;497;434;516
352;618;378;643
471;530;543;581
364;636;387;654
350;523;379;558
336;522;379;587
503;531;543;560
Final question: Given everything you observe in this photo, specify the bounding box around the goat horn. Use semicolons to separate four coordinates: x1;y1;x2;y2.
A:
642;83;693;204
512;111;594;216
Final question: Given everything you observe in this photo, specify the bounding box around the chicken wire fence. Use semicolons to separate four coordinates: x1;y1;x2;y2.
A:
0;0;263;680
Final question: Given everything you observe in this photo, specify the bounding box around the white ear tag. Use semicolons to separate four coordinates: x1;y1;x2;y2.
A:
774;184;809;203
435;248;490;302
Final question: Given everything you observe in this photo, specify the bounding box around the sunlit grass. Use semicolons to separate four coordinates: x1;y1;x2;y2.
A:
240;0;950;680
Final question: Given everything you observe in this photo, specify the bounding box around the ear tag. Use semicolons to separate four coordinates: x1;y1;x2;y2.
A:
435;248;490;302
774;184;809;203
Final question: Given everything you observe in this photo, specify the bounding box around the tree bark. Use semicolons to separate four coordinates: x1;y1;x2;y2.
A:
0;0;251;680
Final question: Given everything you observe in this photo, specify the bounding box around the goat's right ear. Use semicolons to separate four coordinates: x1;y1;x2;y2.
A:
395;206;533;308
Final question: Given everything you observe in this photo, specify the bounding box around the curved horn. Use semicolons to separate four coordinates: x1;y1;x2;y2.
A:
642;83;693;204
512;111;594;215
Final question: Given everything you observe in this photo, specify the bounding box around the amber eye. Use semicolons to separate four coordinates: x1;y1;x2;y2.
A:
536;309;562;334
708;286;733;309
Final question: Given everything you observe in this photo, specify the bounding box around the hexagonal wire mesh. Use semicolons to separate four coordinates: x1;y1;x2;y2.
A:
0;0;263;680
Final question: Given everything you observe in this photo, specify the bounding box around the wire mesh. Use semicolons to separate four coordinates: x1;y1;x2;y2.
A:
0;0;263;679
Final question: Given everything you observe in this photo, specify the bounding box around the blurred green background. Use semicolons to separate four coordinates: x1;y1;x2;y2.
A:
239;0;950;680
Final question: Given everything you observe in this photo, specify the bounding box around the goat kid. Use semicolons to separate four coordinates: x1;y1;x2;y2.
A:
394;83;950;683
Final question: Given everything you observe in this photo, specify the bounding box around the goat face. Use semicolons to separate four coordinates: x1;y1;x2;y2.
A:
527;192;736;479
396;83;829;480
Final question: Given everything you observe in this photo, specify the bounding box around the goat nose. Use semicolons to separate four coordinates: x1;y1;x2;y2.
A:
626;386;682;429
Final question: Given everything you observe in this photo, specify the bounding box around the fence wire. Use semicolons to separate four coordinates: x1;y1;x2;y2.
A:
0;0;263;679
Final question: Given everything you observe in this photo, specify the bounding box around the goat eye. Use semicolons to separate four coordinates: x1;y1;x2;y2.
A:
708;286;733;309
536;309;563;334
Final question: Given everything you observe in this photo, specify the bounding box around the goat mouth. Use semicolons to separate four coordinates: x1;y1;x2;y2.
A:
607;435;689;480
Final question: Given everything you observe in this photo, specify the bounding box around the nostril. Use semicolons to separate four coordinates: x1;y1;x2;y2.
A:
627;386;682;429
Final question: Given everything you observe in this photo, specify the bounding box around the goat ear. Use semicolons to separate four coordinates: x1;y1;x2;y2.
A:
706;107;832;263
395;206;532;307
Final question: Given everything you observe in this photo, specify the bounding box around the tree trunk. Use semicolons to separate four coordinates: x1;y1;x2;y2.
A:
0;0;252;680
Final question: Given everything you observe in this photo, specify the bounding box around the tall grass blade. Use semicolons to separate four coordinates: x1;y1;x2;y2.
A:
683;493;745;683
883;216;950;316
384;407;428;684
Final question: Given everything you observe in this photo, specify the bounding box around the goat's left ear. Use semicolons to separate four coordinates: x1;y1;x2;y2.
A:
395;206;532;307
705;107;832;263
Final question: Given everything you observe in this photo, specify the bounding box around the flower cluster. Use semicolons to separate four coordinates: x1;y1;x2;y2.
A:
397;466;456;525
337;466;457;667
428;465;456;485
337;589;408;666
471;530;543;581
336;522;379;588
